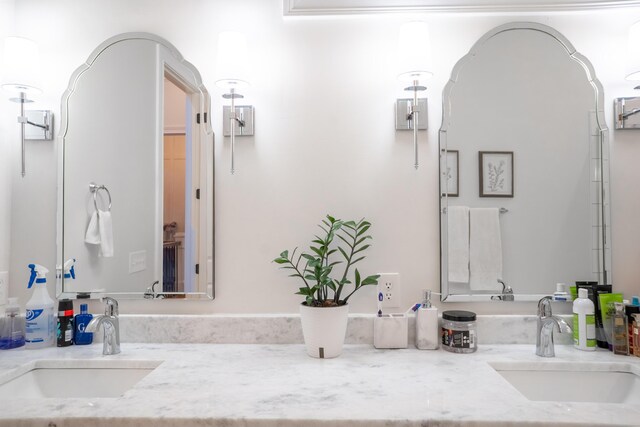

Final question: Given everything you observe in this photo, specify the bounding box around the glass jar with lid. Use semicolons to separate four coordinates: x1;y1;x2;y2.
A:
441;310;477;353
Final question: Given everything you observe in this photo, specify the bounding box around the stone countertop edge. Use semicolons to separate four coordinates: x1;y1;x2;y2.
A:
0;344;639;427
117;313;570;345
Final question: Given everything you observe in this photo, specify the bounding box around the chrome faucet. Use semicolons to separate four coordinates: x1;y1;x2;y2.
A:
491;279;514;301
86;297;120;355
536;296;572;357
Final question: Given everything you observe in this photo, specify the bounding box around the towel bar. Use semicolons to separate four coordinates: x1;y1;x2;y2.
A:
442;207;508;214
89;182;112;212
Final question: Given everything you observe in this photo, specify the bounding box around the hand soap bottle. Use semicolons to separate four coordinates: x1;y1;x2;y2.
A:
415;290;439;350
0;297;25;349
573;288;596;351
73;303;93;345
25;264;55;349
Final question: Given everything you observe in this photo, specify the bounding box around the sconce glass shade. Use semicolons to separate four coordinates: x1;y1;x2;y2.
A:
1;36;42;95
215;31;249;90
397;21;433;83
626;21;640;80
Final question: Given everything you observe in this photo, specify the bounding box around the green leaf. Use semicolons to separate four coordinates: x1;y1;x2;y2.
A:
336;233;353;248
356;224;371;236
361;275;380;286
338;246;349;261
273;258;289;264
351;256;365;265
279;250;289;259
353;244;371;254
355;269;361;287
355;235;372;246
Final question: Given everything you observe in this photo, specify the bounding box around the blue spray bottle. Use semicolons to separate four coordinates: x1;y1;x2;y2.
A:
25;264;55;349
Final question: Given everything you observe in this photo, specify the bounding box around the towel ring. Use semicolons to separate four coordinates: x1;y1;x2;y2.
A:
89;182;112;212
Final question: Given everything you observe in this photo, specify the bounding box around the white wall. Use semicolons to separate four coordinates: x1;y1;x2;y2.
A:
6;0;640;315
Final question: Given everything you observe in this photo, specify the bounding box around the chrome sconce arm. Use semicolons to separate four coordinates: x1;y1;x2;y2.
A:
395;83;428;170
222;88;254;174
8;92;53;177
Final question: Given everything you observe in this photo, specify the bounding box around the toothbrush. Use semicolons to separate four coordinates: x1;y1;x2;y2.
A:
377;292;383;317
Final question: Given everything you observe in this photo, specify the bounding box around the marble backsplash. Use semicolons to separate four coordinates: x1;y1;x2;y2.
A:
118;314;574;345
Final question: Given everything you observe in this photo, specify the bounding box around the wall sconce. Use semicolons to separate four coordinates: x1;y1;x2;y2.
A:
215;31;254;175
615;21;640;129
396;21;432;169
1;36;53;177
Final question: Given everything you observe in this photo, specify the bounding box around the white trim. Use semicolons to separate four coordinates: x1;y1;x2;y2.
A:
283;0;640;15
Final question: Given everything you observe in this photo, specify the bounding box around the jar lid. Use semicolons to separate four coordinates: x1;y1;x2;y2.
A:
442;310;476;322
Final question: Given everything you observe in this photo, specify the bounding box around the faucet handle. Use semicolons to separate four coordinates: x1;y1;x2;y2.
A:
537;296;553;317
103;297;119;316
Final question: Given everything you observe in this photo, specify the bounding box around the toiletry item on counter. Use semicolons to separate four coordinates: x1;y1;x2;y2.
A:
56;299;74;347
599;293;623;350
25;264;55;349
441;310;477;353
576;282;610;348
553;283;570;301
73;303;93;345
373;313;408;349
0;297;25;349
613;302;629;356
573;288;596;351
626;299;640;356
633;314;640;358
415;290;439;350
0;271;8;310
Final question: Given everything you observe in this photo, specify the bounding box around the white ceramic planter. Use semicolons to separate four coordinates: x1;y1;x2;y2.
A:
299;303;349;358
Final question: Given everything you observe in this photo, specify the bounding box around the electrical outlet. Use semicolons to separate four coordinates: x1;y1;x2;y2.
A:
129;251;147;274
377;273;400;309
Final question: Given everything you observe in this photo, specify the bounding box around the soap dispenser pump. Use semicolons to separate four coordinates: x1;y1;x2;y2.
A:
415;290;439;350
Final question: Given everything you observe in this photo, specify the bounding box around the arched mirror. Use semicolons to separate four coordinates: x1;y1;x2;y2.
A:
56;33;214;300
439;22;611;301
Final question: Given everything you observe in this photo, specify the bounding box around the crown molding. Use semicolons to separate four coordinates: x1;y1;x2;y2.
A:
283;0;640;15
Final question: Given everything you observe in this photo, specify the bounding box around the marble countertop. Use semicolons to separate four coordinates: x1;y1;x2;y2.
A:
1;343;639;426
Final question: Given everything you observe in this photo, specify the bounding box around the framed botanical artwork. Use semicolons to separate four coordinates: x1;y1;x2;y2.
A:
442;149;459;197
479;151;514;197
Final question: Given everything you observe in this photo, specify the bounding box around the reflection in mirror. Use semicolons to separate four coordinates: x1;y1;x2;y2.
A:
57;33;214;300
439;23;611;302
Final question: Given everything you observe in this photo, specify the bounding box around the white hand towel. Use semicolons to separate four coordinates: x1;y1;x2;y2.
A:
447;206;470;283
469;208;503;291
98;209;114;257
84;211;101;245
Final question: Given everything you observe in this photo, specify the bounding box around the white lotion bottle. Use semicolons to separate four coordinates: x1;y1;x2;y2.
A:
573;288;596;351
25;264;55;349
415;290;439;350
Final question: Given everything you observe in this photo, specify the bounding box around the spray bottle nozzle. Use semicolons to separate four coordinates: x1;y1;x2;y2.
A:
63;258;76;280
27;264;49;289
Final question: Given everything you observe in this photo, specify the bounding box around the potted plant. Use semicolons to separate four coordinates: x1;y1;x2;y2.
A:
274;215;379;358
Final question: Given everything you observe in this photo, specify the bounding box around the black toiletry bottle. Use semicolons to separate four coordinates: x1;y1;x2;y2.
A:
56;299;74;347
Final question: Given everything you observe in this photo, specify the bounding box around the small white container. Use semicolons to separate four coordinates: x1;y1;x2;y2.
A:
374;314;408;349
573;288;596;351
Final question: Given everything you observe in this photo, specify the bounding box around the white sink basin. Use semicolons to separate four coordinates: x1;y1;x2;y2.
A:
490;361;640;404
0;359;162;399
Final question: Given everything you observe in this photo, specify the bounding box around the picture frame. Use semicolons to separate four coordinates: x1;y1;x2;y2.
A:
479;151;514;197
442;149;459;197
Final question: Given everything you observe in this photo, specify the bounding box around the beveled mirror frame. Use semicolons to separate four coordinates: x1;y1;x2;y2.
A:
56;32;215;300
439;22;611;302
